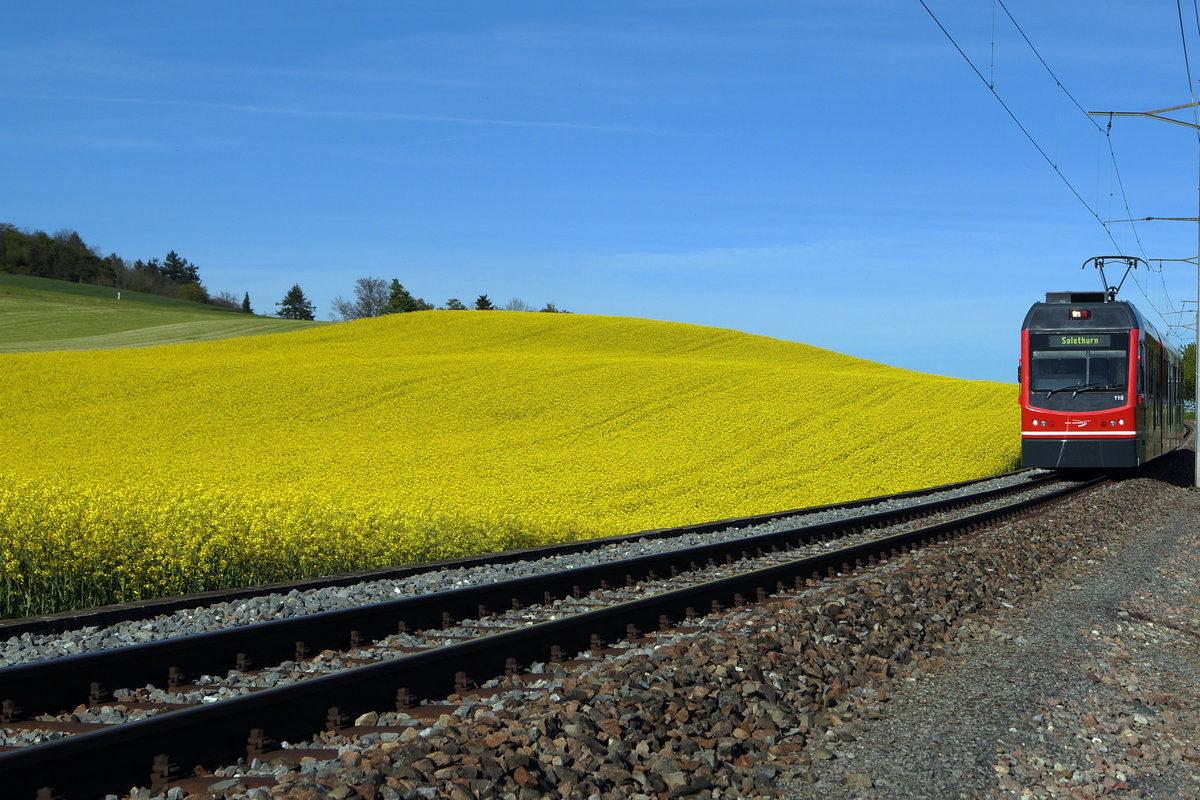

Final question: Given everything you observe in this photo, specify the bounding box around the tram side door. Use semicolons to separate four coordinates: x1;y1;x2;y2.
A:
1150;339;1164;458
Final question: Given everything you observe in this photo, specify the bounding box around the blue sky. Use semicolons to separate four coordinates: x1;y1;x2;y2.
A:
4;1;1199;382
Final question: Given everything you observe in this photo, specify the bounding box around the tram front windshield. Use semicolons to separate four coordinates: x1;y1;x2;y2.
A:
1028;332;1128;398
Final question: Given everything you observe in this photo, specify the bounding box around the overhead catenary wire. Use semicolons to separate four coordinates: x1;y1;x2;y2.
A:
995;0;1149;266
1181;0;1200;127
996;0;1105;124
1195;0;1200;62
919;0;1190;345
917;1;1129;251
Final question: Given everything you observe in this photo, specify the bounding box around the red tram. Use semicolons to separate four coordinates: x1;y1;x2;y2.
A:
1019;288;1185;469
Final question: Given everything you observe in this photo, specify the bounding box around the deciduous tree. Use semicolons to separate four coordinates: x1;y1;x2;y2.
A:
331;276;390;320
1182;342;1195;402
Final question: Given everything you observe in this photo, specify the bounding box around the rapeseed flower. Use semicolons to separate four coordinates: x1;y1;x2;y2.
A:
0;313;1017;616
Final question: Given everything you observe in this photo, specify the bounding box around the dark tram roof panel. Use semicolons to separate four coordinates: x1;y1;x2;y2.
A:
1045;291;1107;303
1022;294;1146;333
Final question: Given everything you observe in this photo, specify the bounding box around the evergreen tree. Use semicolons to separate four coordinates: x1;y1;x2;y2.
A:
276;284;316;320
383;279;418;314
161;250;199;284
475;294;495;310
242;292;253;314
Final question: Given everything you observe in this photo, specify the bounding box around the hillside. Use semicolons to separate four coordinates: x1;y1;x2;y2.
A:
0;274;323;352
0;311;1019;615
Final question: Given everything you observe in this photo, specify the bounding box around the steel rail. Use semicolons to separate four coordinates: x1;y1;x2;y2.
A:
0;469;1039;638
0;476;1101;800
0;474;1057;723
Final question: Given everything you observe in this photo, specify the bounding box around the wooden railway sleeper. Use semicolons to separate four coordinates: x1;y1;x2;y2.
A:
247;728;276;757
326;707;350;732
0;474;1083;800
150;753;179;793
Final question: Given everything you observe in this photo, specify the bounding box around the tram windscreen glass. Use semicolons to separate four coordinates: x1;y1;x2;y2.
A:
1028;333;1128;393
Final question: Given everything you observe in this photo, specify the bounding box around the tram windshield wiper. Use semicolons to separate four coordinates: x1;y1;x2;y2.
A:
1042;382;1121;398
1070;383;1121;397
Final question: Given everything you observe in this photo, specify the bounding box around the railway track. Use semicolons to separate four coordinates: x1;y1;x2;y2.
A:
0;471;1103;800
0;469;1044;641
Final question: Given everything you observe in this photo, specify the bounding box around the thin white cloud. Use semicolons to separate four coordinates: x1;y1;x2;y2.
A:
1;92;670;134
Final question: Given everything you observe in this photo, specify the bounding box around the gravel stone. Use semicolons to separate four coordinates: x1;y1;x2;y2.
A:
13;460;1198;800
197;452;1195;800
0;471;1044;668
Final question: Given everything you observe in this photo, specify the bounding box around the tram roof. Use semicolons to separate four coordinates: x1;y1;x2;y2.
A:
1022;292;1151;335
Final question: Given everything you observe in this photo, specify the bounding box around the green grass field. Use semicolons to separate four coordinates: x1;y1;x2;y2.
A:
0;273;324;352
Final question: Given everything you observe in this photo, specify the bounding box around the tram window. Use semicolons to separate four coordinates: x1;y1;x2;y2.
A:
1028;349;1127;392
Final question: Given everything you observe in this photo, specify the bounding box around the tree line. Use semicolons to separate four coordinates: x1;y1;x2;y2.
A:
0;223;255;313
276;276;569;321
1;224;569;323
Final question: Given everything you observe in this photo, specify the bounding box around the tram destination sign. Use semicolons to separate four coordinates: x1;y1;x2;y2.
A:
1048;334;1112;348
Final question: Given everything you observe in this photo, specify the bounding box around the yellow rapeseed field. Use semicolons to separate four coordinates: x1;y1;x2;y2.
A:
0;312;1018;617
